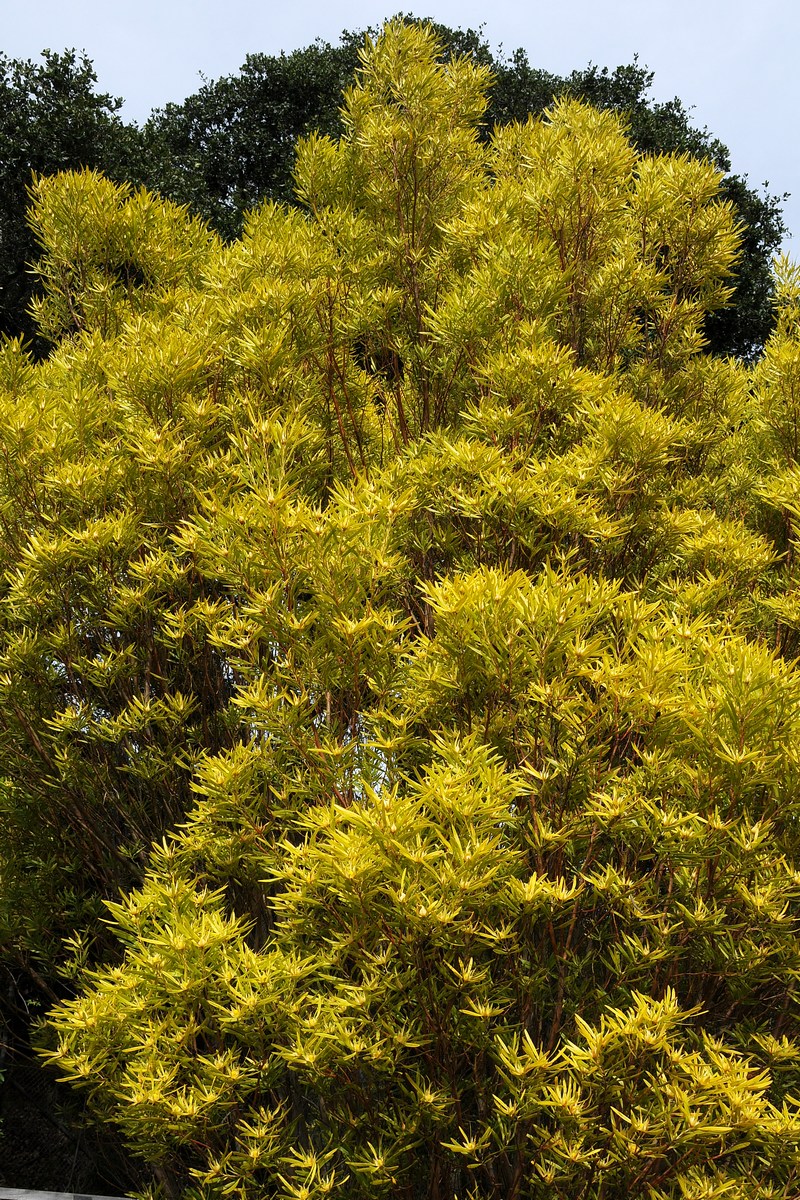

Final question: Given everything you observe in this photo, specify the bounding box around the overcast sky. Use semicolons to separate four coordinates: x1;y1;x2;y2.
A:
3;0;798;245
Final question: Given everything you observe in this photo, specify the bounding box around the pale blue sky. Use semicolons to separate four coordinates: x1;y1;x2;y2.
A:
3;0;797;244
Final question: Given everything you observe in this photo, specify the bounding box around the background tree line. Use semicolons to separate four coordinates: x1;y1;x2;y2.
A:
0;17;787;363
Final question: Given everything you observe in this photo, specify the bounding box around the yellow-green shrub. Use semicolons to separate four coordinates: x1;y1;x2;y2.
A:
0;18;797;1200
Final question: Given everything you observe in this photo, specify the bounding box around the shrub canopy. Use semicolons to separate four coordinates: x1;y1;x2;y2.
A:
2;19;800;1200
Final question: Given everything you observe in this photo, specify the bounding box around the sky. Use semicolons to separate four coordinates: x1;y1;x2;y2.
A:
2;0;798;246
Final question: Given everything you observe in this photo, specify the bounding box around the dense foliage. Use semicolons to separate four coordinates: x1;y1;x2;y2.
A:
0;48;145;355
0;18;787;361
141;21;787;361
2;19;800;1199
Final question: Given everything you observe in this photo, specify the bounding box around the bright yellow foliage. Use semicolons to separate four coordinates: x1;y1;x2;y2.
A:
0;18;797;1200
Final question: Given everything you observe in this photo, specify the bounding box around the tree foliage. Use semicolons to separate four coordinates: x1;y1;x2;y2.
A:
0;49;144;355
0;19;786;363
145;19;787;360
1;19;800;1199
